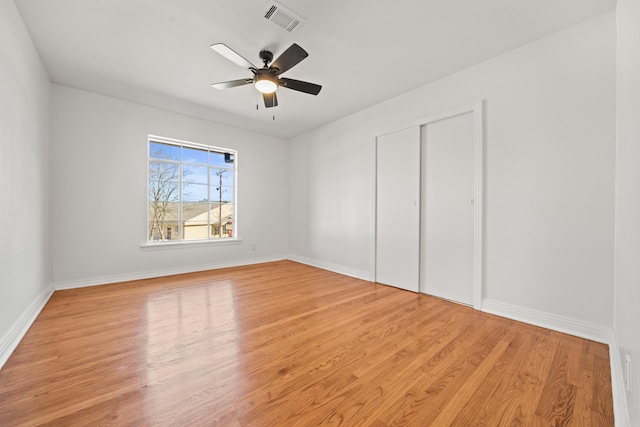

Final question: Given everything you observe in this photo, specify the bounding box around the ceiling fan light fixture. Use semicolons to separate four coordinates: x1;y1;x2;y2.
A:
254;73;278;94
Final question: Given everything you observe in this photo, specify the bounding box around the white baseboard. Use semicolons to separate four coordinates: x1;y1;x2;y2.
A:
481;299;612;344
0;282;54;370
287;254;371;281
54;256;286;290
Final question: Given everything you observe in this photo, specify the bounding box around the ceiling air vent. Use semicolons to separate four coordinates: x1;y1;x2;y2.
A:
263;1;305;32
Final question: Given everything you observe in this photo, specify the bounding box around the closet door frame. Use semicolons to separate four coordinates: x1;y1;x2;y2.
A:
371;101;484;309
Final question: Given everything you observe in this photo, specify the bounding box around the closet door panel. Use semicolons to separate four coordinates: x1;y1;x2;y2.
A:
376;127;420;292
421;112;474;304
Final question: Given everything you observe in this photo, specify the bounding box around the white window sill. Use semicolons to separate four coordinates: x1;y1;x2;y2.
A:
140;238;242;251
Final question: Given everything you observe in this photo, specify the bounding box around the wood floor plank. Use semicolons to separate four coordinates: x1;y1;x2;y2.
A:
448;321;531;426
0;261;614;426
589;340;615;426
429;330;515;425
535;336;579;426
485;328;562;426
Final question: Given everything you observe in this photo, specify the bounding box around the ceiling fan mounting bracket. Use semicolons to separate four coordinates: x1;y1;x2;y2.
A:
259;50;273;66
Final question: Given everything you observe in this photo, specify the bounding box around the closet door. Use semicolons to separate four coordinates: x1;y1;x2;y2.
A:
420;113;474;305
375;127;420;292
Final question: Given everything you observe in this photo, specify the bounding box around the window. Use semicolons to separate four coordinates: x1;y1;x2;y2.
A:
147;136;236;243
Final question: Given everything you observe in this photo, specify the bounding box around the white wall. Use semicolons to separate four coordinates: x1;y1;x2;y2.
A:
615;0;640;424
50;85;289;287
0;0;52;363
289;13;616;329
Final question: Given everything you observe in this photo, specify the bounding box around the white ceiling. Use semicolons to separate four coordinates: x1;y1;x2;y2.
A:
14;0;616;139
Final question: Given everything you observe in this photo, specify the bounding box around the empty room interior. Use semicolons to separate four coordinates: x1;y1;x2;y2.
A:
1;0;639;425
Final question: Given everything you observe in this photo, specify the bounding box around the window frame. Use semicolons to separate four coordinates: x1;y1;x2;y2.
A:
143;135;239;249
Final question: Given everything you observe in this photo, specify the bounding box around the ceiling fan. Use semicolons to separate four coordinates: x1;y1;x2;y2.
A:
210;43;322;108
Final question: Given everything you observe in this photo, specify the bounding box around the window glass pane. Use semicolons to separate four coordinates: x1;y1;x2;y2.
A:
210;185;234;203
148;221;179;241
182;147;209;165
210;169;233;203
210;168;233;186
210;203;234;238
182;182;208;202
181;202;209;223
150;142;180;161
149;161;180;202
148;202;179;241
182;202;210;240
183;164;208;185
210;151;234;167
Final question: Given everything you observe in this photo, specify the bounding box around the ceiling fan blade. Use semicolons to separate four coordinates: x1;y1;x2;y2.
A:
271;43;308;75
279;78;322;95
263;92;278;108
211;79;253;90
210;43;256;69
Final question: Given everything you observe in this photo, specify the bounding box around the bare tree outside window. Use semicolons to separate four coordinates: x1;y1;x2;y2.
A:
148;146;180;240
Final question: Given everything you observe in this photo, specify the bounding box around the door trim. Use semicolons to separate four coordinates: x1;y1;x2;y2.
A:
371;101;484;309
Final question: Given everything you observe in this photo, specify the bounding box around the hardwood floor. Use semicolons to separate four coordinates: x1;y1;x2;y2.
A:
0;261;613;426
